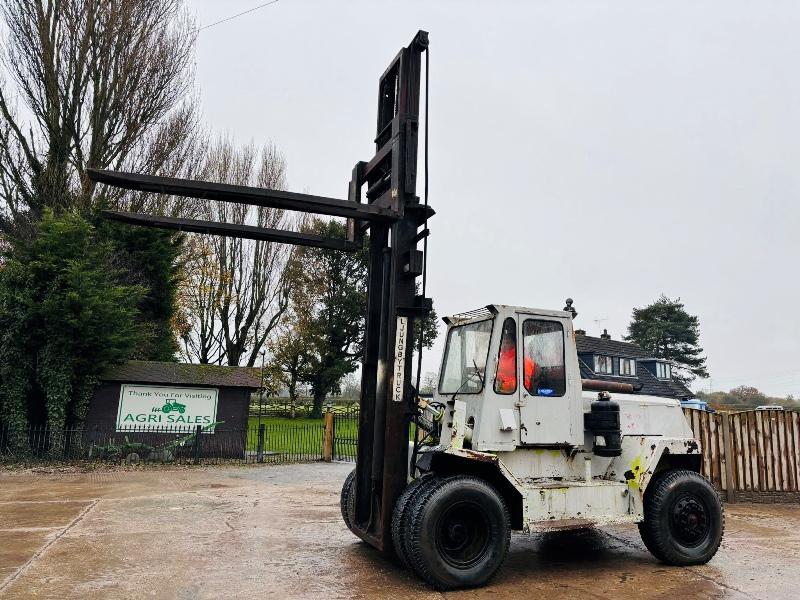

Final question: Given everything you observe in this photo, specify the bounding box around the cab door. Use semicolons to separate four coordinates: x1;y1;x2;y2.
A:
517;315;574;445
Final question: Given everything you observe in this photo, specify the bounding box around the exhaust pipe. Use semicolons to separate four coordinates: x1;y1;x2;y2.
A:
581;379;636;394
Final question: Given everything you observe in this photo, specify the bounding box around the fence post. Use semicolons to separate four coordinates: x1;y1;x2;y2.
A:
721;412;736;503
193;424;202;465
323;411;334;462
257;423;265;463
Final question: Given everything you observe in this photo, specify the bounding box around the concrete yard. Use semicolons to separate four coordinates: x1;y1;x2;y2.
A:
1;463;797;599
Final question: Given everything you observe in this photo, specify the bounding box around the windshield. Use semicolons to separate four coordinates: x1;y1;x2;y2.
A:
438;319;493;394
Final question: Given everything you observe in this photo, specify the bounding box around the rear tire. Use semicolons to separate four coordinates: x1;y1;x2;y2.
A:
405;475;510;590
639;469;724;565
340;468;357;535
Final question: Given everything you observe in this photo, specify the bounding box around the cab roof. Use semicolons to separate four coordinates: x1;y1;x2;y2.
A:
443;304;572;326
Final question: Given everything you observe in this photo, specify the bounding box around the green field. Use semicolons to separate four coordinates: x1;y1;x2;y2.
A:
247;416;359;436
245;416;358;457
244;415;414;458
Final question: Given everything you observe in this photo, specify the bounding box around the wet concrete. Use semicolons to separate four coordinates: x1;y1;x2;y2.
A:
0;463;797;599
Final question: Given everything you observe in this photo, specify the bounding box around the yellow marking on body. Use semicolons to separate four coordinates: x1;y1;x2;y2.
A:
628;456;643;490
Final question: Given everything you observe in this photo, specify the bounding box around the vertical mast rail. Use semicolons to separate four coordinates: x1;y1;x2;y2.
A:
351;30;430;549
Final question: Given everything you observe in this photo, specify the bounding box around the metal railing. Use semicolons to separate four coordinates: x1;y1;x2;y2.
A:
333;412;359;462
0;422;328;466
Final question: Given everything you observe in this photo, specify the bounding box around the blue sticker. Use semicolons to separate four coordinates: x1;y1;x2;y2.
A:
537;388;554;396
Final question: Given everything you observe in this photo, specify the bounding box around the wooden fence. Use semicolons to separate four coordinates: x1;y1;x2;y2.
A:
683;408;800;502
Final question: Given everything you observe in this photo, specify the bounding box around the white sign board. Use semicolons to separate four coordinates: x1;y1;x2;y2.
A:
392;316;408;402
116;384;219;432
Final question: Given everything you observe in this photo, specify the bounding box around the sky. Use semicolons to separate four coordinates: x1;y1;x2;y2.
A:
185;0;800;397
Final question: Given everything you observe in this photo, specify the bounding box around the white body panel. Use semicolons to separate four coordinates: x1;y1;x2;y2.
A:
523;480;636;529
514;308;583;446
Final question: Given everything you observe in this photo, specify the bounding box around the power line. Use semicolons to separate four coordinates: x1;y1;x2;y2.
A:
199;0;281;32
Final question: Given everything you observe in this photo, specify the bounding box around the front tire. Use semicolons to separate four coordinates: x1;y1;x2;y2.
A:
391;473;440;567
639;469;724;565
405;475;510;590
340;469;357;535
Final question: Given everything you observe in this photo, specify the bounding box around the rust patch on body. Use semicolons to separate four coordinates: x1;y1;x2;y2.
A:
460;449;497;463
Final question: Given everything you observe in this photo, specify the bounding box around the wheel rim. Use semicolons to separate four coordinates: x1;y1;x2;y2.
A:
670;494;711;547
435;501;491;569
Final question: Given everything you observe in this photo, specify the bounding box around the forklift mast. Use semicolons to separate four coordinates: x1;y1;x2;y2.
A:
88;31;431;553
353;30;430;551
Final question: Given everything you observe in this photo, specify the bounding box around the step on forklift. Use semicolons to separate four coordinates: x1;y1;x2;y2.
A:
90;30;723;592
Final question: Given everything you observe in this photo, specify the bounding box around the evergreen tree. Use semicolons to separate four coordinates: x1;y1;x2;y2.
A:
0;212;144;443
97;220;184;361
625;295;708;383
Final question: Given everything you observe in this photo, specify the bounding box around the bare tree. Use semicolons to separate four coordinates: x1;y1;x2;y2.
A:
176;234;224;363
0;0;201;237
339;373;360;404
419;371;439;395
180;136;292;367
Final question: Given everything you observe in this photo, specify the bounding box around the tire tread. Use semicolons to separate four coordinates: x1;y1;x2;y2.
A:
340;469;357;535
391;473;437;567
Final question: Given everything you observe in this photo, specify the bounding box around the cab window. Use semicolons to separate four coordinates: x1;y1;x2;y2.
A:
522;320;566;397
439;319;493;394
494;318;517;394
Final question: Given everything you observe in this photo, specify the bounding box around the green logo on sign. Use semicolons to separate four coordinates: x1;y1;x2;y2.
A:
159;399;186;414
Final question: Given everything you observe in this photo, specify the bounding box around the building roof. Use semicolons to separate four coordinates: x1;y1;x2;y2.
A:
575;334;694;399
575;335;652;359
100;361;261;389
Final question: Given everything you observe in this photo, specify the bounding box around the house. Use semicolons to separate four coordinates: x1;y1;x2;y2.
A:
575;329;693;400
85;361;261;458
88;361;261;431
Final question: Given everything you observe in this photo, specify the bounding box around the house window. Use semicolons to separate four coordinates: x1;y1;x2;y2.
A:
656;362;672;379
619;358;636;376
594;355;612;374
522;320;566;397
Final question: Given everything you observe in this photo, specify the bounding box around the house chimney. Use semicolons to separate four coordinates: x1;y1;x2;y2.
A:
575;329;586;336
600;329;611;340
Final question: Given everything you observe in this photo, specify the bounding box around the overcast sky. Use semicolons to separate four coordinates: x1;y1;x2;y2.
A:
186;0;800;397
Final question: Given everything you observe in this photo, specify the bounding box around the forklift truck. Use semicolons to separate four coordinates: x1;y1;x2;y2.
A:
90;30;723;592
342;303;723;589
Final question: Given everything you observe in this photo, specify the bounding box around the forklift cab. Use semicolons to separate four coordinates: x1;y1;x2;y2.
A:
436;304;584;451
